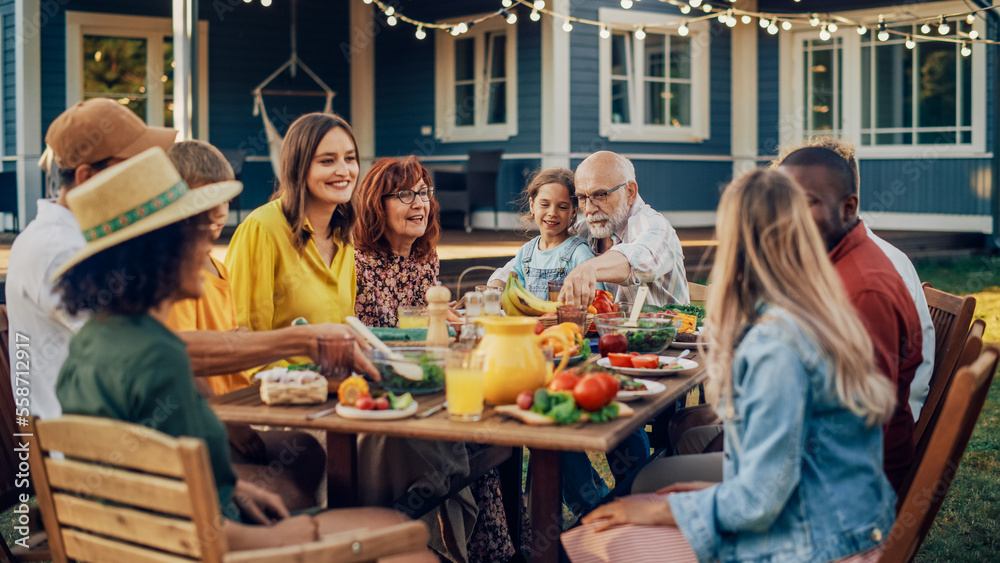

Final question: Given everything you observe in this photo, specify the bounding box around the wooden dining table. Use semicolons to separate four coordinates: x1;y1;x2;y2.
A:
209;366;705;563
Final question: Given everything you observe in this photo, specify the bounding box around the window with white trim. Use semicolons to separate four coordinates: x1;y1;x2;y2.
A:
599;9;710;143
66;12;208;134
801;37;843;138
860;23;973;146
435;16;518;142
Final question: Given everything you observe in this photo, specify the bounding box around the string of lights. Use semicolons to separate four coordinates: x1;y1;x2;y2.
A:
269;0;999;50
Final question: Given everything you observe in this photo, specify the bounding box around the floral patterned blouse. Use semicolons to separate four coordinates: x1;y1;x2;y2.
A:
354;248;439;328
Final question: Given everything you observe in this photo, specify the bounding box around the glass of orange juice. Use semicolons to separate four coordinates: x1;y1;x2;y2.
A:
398;306;429;329
445;349;485;421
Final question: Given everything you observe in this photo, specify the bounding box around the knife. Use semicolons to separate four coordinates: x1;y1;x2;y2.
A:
306;406;338;420
416;402;448;419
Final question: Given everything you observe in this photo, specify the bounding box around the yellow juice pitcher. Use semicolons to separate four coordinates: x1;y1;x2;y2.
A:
475;317;571;404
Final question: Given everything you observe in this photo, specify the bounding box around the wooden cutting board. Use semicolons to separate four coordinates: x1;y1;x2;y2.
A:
494;401;634;426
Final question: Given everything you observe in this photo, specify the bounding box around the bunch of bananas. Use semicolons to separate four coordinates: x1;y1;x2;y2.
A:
500;273;562;316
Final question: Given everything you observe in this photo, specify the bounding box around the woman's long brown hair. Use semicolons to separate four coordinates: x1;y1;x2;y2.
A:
352;156;440;261
272;113;359;252
705;168;895;427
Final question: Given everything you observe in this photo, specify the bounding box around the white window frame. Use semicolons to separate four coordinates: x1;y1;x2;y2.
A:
65;11;209;138
434;14;518;142
782;1;986;158
598;8;710;143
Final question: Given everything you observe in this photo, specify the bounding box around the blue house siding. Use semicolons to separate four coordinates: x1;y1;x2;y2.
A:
373;1;543;213
2;0;15;171
757;28;780;157
859;158;992;216
570;157;729;212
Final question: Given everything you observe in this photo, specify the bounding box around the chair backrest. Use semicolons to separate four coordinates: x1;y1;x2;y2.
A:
916;283;977;450
466;149;503;208
27;415;229;563
921;283;976;387
878;345;998;563
913;318;985;463
688;282;709;303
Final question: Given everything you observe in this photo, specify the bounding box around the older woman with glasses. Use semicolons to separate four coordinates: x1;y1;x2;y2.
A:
352;155;445;327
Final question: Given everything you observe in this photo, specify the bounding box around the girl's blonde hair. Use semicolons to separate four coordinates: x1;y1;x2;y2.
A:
514;167;577;232
706;168;895;426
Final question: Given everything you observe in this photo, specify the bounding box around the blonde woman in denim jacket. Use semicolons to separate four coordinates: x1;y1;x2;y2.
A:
562;169;897;563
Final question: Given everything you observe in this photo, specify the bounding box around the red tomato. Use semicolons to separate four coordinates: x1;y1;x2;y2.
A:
355;396;375;410
631;354;660;369
607;353;634;368
573;376;613;411
548;373;582;392
590;372;620;402
373;397;390;410
516;390;534;410
629;351;640;356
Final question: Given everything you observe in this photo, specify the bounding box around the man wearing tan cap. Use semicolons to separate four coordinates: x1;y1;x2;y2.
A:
6;99;177;419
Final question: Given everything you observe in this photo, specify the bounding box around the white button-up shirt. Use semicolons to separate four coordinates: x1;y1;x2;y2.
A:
6;199;88;419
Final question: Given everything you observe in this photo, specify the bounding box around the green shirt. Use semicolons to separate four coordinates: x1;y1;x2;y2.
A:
56;314;238;519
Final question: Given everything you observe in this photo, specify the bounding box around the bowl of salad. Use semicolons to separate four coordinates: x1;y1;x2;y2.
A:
593;312;681;355
365;346;448;395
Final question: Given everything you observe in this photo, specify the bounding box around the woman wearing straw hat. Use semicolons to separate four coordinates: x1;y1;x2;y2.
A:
52;147;437;556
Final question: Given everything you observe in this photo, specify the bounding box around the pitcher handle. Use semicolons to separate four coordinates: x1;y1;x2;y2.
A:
535;332;571;377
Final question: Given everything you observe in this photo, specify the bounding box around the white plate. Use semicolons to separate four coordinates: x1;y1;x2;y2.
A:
670;328;706;349
616;379;667;402
335;401;418;420
597;356;700;377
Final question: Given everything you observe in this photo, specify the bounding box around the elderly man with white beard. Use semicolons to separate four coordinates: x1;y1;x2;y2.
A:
558;151;689;308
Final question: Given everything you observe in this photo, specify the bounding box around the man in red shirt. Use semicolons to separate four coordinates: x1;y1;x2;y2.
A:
779;146;922;493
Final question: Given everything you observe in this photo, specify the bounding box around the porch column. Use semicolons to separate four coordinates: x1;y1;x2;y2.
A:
541;0;571;170
731;0;758;176
173;0;198;140
350;0;376;172
15;0;42;224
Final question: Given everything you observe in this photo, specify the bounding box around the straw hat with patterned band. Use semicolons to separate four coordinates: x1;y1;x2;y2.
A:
51;146;242;281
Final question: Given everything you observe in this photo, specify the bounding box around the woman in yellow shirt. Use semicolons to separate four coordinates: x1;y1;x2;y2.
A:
226;113;358;365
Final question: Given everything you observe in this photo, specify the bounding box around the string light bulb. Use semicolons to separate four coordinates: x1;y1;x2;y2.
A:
939;17;950;35
857;25;867;35
621;0;633;8
920;22;931;34
689;0;702;7
877;25;889;42
726;11;737;28
809;14;819;27
261;0;271;5
759;18;769;29
962;42;972;56
967;13;976;25
386;15;397;26
415;26;426;40
530;9;540;21
634;26;646;40
450;27;460;36
969;29;980;40
457;22;468;33
782;20;792;31
828;22;838;33
678;22;690;37
502;0;513;6
533;1;545;9
600;26;611;39
741;15;752;25
384;6;394;16
702;4;712;13
767;22;779;35
563;19;574;32
905;36;915;49
680;5;691;15
819;25;831;41
362;0;372;4
506;11;517;24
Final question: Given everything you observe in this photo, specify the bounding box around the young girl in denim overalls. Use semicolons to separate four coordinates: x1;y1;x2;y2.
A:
488;168;598;299
488;168;611;518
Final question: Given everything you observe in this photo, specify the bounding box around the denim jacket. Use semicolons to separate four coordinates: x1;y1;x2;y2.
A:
668;304;895;563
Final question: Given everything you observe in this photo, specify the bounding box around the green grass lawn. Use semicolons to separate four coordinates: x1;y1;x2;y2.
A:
913;256;1000;562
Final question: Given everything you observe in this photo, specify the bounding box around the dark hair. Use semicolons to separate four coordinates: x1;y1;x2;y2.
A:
58;156;115;189
514;167;577;230
273;113;359;252
167;140;236;188
352;156;440;262
57;218;206;316
780;146;858;196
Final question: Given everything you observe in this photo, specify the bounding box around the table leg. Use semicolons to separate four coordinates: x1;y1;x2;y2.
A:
528;448;562;563
326;431;358;508
498;447;524;560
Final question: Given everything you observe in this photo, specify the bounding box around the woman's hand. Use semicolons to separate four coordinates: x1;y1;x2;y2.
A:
233;479;290;524
657;481;717;495
581;497;676;532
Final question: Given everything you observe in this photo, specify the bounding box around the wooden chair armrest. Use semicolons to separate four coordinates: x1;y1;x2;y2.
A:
223;520;429;563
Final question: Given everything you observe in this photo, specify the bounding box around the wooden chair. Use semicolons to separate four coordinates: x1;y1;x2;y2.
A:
688;282;709;303
879;345;998;562
26;415;430;563
0;305;51;562
915;283;977;447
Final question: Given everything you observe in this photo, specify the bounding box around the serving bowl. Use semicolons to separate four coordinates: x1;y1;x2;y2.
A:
593;312;682;355
365;346;449;394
